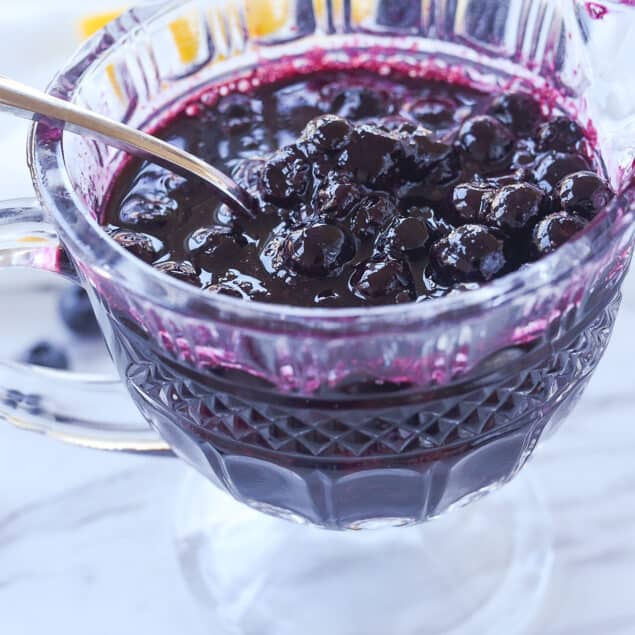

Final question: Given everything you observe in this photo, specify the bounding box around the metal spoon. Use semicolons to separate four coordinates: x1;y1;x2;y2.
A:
0;75;255;218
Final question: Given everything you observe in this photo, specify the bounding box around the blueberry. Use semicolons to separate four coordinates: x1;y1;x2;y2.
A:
301;115;352;153
283;223;354;276
119;192;178;226
432;224;506;283
350;258;414;302
329;86;392;120
316;172;365;218
260;146;311;206
189;226;246;268
337;124;402;185
457;115;515;165
406;206;455;238
376;116;420;135
401;132;459;183
556;170;613;218
488;92;542;135
532;212;587;256
407;98;457;132
217;94;263;132
375;216;430;255
536;116;584;153
59;287;100;336
452;182;496;222
511;139;538;169
485;183;547;232
154;260;200;285
350;193;399;237
24;341;69;370
110;229;161;263
533;152;590;191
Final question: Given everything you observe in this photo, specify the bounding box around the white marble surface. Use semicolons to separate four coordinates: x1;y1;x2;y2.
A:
1;3;635;634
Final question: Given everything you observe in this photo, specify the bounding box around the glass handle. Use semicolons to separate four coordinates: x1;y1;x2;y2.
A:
0;198;170;454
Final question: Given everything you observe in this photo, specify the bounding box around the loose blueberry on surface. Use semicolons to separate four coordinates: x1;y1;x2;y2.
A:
556;170;613;218
531;212;587;256
301;115;352;153
110;229;161;263
536;116;584;153
407;206;455;238
337;124;402;185
260;145;310;206
329;86;392;119
153;260;200;285
59;287;100;336
316;172;365;218
24;341;69;370
457;115;515;166
283;223;354;276
119;192;178;226
452;182;496;222
350;258;414;302
350;193;399;237
217;93;263;132
376;216;430;255
432;224;506;283
485;183;547;233
488;92;542;135
533;152;590;191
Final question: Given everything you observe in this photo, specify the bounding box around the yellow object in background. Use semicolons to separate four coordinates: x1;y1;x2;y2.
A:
78;9;126;39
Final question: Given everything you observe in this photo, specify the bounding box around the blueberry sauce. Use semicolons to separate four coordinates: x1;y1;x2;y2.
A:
103;69;612;308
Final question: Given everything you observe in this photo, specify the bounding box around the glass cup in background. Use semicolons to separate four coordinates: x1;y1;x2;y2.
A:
0;1;634;633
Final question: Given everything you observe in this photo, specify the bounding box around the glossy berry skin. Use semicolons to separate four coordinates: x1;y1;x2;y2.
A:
351;258;414;303
533;152;589;191
260;146;310;206
301;115;352;153
284;223;353;276
536;116;584;153
531;212;587;257
376;216;430;256
488;92;542;135
485;183;546;233
432;224;506;283
407;206;455;239
24;341;69;370
452;182;496;222
110;229;160;263
316;172;365;218
59;287;100;336
350;193;399;237
119;192;178;226
407;98;456;132
556;170;613;218
153;260;200;285
329;86;391;119
457;115;515;166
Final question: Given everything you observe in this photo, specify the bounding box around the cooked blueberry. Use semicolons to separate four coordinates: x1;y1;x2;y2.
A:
556;170;613;218
401;132;459;183
485;183;546;232
24;341;69;370
407;98;457;131
350;193;399;237
376;216;429;255
457;115;515;165
376;116;420;135
511;139;538;169
59;287;100;336
533;152;590;190
337;124;402;185
189;226;246;268
432;224;506;282
452;182;496;222
110;229;161;263
260;146;310;205
119;192;178;226
350;258;414;302
488;92;542;135
154;260;200;285
407;206;455;238
283;223;354;276
532;212;587;256
316;172;365;218
536;116;584;153
217;94;262;132
329;85;392;119
301;115;352;153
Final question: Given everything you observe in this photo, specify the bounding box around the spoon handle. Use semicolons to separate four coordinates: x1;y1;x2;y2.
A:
0;75;254;217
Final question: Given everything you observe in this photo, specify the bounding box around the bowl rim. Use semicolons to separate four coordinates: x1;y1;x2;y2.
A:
28;0;635;332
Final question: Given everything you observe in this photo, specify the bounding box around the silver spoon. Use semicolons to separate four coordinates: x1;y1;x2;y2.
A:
0;75;255;218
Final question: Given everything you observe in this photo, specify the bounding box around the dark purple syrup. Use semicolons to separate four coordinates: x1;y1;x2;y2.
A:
104;70;612;307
